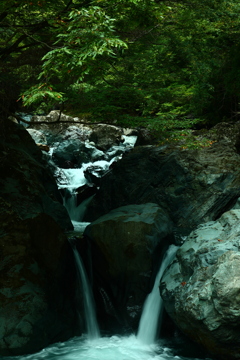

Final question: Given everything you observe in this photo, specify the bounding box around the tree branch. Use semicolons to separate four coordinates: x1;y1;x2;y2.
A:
11;113;113;126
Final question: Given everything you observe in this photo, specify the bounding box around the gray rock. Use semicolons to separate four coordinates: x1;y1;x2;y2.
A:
29;112;92;144
52;140;106;168
27;129;47;144
89;124;123;151
160;209;240;360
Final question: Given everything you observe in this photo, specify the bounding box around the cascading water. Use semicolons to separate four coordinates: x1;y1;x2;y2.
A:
60;136;139;338
60;164;92;230
64;192;94;232
71;244;100;339
3;135;212;360
137;245;179;344
58;137;137;231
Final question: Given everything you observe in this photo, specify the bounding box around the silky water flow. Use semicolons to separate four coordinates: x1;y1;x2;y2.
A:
137;245;179;344
71;244;100;339
2;244;212;360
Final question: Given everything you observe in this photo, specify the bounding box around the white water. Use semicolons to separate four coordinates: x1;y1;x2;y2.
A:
2;335;211;360
64;194;95;222
54;134;138;230
60;167;87;190
71;220;90;233
137;245;179;344
61;158;118;227
72;246;100;339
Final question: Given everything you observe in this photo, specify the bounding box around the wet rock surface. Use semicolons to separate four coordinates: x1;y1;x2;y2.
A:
160;209;240;360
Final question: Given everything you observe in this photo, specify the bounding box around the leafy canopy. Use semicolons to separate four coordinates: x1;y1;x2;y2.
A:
1;0;240;134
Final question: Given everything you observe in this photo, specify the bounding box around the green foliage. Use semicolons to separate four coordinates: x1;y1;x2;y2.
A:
2;0;240;134
21;5;128;110
22;84;64;107
40;6;127;82
0;0;71;115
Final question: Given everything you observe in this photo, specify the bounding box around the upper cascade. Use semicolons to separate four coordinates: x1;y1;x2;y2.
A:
26;112;138;229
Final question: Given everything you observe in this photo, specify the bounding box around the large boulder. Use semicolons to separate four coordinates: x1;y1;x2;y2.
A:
84;141;240;234
29;112;131;153
27;113;132;169
83;203;173;331
160;209;240;360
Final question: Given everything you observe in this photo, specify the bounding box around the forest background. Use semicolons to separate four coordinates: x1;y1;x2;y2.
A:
1;0;240;140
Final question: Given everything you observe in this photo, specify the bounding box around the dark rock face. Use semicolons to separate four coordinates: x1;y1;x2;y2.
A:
75;184;97;206
160;209;240;360
0;121;72;230
83;203;173;331
0;201;77;356
0;121;77;356
84;142;240;234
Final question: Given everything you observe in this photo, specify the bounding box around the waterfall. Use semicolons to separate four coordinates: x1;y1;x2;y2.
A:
3;129;212;360
71;244;100;339
137;245;178;344
64;192;94;222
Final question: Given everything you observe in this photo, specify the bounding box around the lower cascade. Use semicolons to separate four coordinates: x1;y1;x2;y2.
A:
137;245;179;344
1;242;211;360
71;244;100;339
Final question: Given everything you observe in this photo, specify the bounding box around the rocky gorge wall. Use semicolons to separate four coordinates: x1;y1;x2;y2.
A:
3;112;240;359
0;120;76;356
